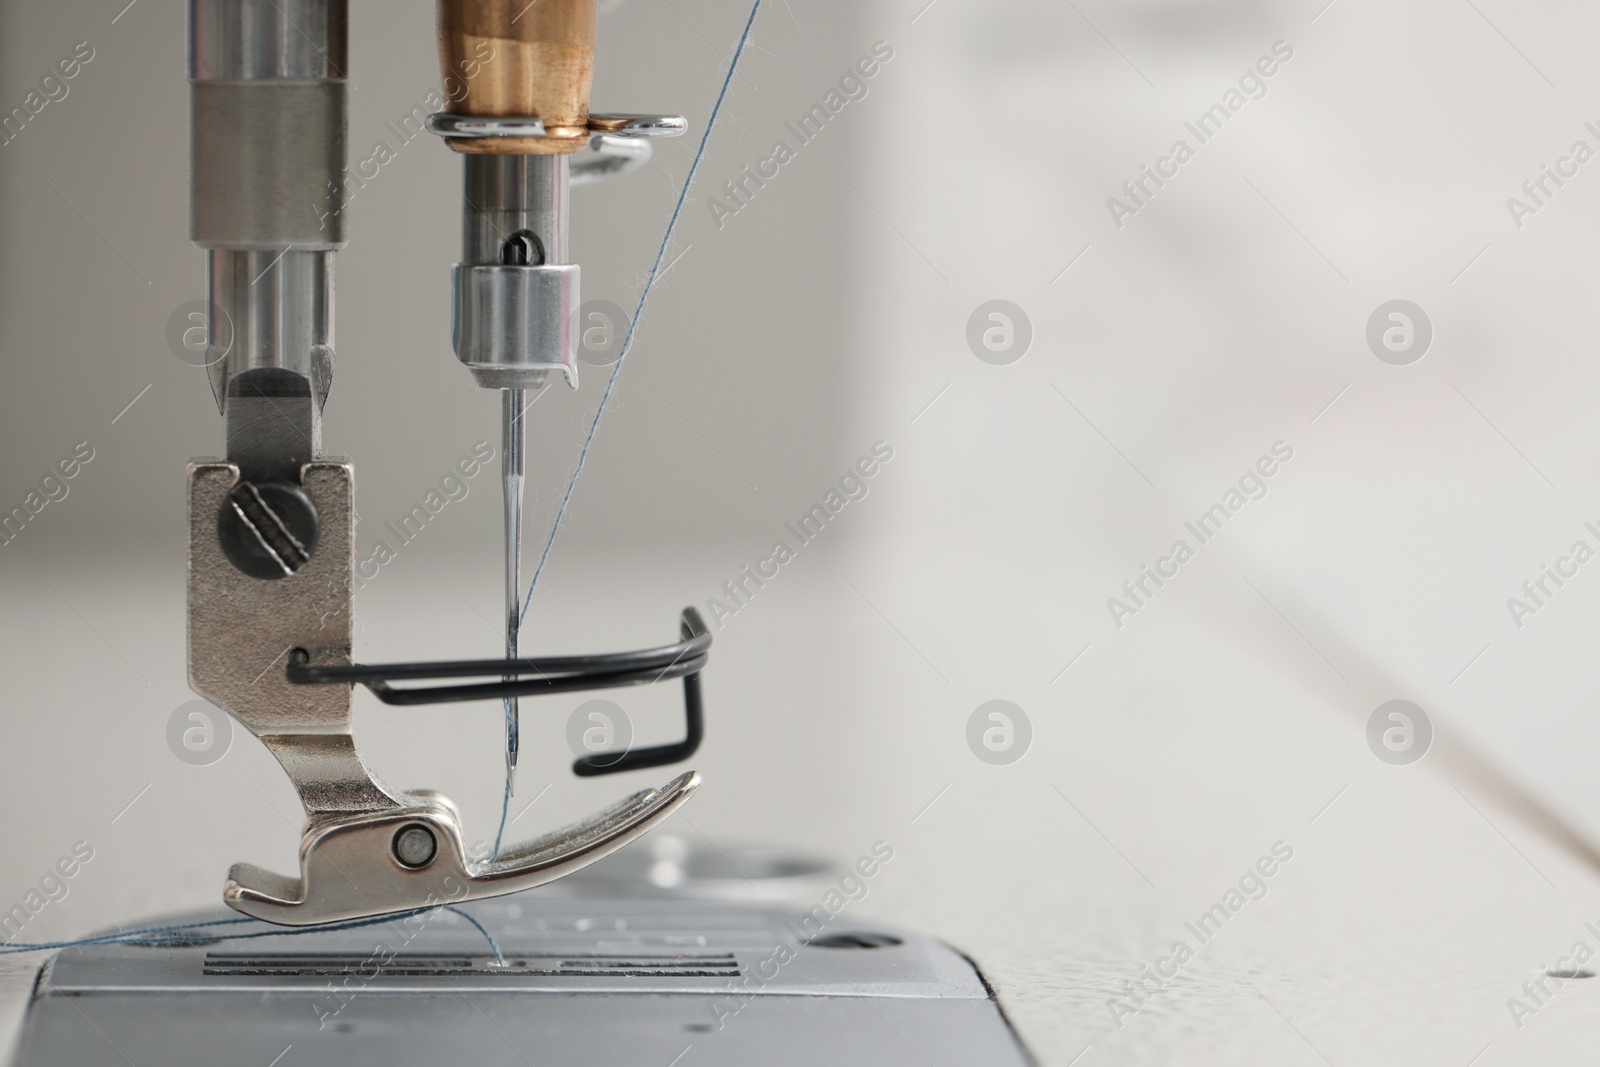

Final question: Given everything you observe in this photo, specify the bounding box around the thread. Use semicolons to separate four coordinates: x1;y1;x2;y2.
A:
447;904;506;967
491;766;513;866
0;903;503;961
0;0;764;959
493;0;765;860
518;0;765;628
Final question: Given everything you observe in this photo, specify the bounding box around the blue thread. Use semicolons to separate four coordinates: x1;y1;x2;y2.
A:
0;909;432;956
518;0;765;629
496;686;516;859
0;2;765;958
492;0;764;861
2;904;508;963
0;916;255;955
491;765;513;861
446;905;506;967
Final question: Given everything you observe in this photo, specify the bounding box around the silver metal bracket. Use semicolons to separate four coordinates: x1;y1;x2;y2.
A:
425;111;687;184
452;262;581;390
186;459;699;926
575;114;687;184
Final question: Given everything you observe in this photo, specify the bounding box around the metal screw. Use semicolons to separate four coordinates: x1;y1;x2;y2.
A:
217;480;320;580
501;230;544;266
392;825;437;869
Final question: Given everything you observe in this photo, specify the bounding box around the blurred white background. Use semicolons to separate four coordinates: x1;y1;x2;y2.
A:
8;0;1600;1062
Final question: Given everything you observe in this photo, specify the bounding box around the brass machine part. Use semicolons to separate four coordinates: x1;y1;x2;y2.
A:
437;0;598;154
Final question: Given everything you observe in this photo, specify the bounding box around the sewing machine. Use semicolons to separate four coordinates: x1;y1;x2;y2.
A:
9;2;1030;1062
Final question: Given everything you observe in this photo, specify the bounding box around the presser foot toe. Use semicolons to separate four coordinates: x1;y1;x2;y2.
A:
223;771;700;926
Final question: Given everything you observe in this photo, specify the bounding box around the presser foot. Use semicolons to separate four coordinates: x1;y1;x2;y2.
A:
190;462;711;928
225;772;700;926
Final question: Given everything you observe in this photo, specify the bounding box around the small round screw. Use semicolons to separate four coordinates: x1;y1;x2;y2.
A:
392;825;437;869
217;480;320;580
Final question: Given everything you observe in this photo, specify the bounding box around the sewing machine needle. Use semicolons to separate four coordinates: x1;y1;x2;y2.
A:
502;386;526;795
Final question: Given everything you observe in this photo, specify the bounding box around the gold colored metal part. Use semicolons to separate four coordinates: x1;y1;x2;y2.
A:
437;0;598;155
585;114;642;132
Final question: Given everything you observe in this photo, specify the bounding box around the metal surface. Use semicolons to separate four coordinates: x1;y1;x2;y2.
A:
449;153;578;390
571;115;686;183
188;460;393;818
426;113;547;139
217;479;320;579
554;834;836;901
452;263;580;389
502;386;526;788
428;86;690;812
189;81;346;248
178;0;708;929
189;0;344;472
392;826;438;868
187;460;701;924
463;152;569;263
204;251;334;443
427;113;682;166
223;773;700;924
409;7;594;820
189;0;347;80
434;0;598;155
13;898;1031;1066
585;112;688;136
572;134;655;183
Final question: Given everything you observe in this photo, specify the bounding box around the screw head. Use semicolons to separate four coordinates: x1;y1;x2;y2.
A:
392;825;438;869
217;480;320;580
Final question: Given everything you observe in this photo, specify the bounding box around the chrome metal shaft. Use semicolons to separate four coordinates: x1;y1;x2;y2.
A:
464;153;570;264
189;0;346;480
452;153;579;390
502;387;527;790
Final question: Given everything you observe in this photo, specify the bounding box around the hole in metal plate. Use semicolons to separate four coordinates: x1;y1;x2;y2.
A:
805;933;902;950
